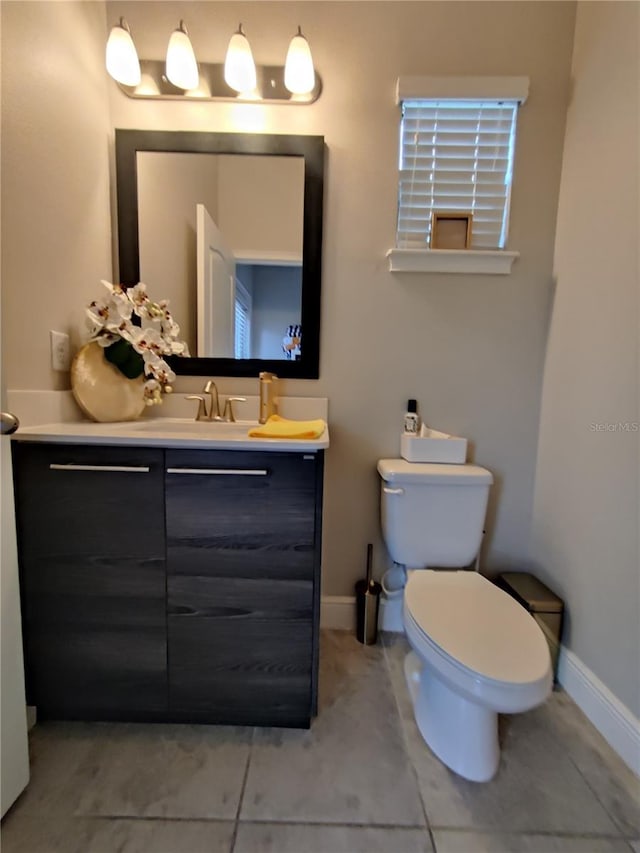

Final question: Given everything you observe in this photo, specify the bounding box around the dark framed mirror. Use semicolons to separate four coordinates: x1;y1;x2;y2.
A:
115;129;324;379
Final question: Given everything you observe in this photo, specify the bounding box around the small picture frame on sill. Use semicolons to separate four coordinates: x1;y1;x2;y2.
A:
430;212;473;250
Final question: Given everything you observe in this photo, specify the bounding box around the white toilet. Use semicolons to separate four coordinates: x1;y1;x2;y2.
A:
378;459;552;782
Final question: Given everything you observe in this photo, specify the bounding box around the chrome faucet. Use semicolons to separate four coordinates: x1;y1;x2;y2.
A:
258;372;278;424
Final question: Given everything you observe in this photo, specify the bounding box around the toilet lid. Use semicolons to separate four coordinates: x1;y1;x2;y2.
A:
378;458;493;485
405;571;551;685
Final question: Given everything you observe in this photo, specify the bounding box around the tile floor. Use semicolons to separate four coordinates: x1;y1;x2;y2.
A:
1;630;638;853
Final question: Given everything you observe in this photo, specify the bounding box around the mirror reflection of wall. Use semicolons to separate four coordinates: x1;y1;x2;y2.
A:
136;152;304;359
236;264;302;360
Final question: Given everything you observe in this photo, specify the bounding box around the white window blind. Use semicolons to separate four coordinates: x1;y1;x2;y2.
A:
234;279;252;359
397;99;519;250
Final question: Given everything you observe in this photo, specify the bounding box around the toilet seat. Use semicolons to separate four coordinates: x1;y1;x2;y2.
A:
404;571;552;713
405;570;550;684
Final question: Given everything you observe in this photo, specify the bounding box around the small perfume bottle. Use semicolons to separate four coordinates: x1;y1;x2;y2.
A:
403;399;421;434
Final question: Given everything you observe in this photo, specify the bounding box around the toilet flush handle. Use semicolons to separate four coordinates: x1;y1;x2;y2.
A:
383;486;404;495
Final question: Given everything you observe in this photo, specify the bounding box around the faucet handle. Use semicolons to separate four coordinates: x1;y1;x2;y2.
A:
223;397;247;423
185;395;208;422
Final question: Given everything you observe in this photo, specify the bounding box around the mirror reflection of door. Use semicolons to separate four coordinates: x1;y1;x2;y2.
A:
196;204;235;358
137;152;304;360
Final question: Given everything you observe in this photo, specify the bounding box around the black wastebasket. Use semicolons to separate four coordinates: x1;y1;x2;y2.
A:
496;572;564;684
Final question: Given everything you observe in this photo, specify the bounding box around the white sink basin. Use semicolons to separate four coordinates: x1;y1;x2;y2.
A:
124;418;257;437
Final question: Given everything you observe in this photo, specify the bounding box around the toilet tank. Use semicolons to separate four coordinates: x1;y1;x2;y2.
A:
378;459;493;568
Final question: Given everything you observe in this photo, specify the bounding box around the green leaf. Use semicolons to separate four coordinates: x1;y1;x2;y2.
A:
104;339;145;379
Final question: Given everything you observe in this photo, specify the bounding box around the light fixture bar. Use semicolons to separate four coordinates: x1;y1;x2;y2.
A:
116;59;322;104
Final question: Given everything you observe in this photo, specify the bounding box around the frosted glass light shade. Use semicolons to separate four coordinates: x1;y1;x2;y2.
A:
166;21;199;90
106;18;141;86
224;25;257;93
284;26;315;95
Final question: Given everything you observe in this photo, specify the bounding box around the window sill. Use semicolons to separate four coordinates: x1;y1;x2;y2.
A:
386;248;519;275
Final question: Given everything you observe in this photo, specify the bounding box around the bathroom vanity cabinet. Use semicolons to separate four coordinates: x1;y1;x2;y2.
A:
12;441;324;728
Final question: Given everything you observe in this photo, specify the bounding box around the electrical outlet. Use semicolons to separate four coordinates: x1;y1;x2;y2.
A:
50;330;71;371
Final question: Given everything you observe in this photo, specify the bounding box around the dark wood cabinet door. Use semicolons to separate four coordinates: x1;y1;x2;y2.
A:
165;449;318;580
12;443;167;720
165;450;322;726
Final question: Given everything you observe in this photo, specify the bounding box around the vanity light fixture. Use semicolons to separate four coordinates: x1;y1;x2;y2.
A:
224;23;257;94
105;17;141;87
284;26;315;95
165;20;199;91
107;22;321;104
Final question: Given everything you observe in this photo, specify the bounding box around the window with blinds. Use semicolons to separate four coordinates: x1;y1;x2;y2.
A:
397;99;519;250
234;279;252;359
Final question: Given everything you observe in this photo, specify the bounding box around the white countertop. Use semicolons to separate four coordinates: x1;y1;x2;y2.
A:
8;391;329;452
12;418;329;453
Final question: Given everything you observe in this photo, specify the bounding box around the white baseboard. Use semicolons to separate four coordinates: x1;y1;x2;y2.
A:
320;596;356;631
558;645;640;777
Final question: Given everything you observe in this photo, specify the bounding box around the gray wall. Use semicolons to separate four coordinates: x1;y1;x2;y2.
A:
529;1;639;716
1;1;113;388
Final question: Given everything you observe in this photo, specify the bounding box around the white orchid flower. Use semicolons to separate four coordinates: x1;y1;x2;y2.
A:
160;316;181;337
85;281;189;404
142;350;176;383
87;282;133;333
144;301;167;322
126;282;149;309
127;325;165;355
94;332;120;348
169;339;189;356
99;281;132;316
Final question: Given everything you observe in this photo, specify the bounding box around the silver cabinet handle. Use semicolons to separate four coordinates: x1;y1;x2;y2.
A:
383;486;404;495
166;468;267;476
49;464;151;473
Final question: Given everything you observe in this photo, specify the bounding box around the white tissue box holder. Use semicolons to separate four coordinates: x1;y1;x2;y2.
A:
401;425;468;464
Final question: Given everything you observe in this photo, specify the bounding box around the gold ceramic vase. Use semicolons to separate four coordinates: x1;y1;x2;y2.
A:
71;341;145;423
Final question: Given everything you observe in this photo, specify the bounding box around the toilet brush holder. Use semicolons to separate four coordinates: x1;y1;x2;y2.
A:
355;544;382;645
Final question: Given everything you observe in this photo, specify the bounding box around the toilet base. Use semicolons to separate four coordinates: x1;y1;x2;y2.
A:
404;651;500;783
379;594;404;632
